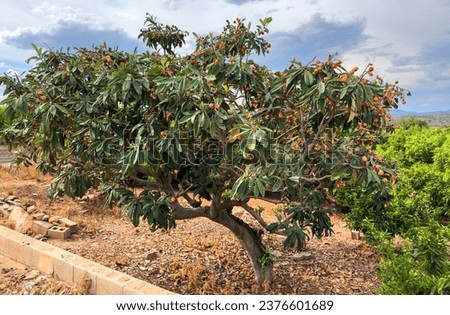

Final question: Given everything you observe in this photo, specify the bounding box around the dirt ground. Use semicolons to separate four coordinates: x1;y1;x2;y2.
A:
0;252;86;295
0;164;382;295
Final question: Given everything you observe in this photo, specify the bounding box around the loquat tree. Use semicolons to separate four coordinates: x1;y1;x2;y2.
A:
0;15;406;285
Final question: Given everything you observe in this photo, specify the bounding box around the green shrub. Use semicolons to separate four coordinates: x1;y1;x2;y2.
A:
335;162;449;235
434;136;450;170
389;164;450;231
377;126;449;167
0;105;12;144
0;105;10;131
398;116;428;129
341;123;450;295
340;127;450;235
362;220;450;295
335;187;397;234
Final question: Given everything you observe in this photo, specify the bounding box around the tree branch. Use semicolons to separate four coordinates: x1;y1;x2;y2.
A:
242;203;288;236
126;176;164;189
135;165;158;178
175;183;194;198
171;203;208;220
182;192;202;207
275;123;302;141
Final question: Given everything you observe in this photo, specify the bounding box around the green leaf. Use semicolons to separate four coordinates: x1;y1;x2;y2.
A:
317;81;325;94
239;180;250;200
214;114;225;129
304;70;315;85
132;204;141;227
123;74;132;95
331;167;348;181
366;169;381;184
350;169;358;185
230;176;244;199
348;111;357;122
133;80;142;95
271;176;283;191
246;137;256;151
198;112;205;129
204;74;216;81
339;86;349;99
267;222;280;233
266;164;277;177
256;179;266;197
284;233;298;250
54;104;68;114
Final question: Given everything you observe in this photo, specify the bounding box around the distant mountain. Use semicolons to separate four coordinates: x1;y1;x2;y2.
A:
390;109;450;117
390;109;450;127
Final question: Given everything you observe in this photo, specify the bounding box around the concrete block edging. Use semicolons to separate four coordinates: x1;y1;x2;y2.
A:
0;225;175;295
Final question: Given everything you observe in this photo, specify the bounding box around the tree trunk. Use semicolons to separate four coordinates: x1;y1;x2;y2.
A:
209;209;273;285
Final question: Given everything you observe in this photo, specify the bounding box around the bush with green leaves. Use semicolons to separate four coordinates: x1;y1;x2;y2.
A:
0;106;11;130
362;220;450;295
335;187;396;233
339;124;450;294
0;15;405;285
398;116;428;129
390;163;450;228
0;106;13;144
434;135;450;171
339;126;450;235
378;125;448;167
378;126;450;227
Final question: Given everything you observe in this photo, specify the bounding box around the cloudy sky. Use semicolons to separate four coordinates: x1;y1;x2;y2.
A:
1;0;449;112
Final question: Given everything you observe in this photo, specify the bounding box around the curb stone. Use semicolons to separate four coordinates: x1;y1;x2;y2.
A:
0;225;175;295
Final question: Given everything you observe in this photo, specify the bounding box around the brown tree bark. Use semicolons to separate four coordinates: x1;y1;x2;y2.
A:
209;209;273;285
172;202;273;285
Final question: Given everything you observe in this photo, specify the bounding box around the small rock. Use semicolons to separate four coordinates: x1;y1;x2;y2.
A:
26;205;38;214
1;204;12;212
48;216;62;224
139;266;148;271
32;212;46;220
292;252;314;261
146;250;158;261
1;268;11;274
34;234;44;240
23;270;40;280
8;195;19;201
81;193;96;201
115;257;129;267
272;250;283;258
0;205;11;218
42;215;50;221
8;206;33;233
25;200;37;207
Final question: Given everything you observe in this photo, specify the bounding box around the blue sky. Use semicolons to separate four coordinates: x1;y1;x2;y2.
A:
1;0;449;112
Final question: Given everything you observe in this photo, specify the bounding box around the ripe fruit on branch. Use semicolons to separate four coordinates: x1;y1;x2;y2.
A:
349;67;359;75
